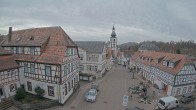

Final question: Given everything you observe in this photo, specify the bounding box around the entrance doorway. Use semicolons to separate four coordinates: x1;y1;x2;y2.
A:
0;88;3;96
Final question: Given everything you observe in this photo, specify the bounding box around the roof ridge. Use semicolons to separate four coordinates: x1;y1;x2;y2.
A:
11;26;61;32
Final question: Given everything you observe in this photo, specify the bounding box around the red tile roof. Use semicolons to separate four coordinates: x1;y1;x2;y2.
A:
0;55;19;71
131;51;194;75
2;26;76;65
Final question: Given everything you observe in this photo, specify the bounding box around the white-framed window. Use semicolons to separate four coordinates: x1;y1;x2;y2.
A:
71;48;74;56
182;87;187;94
11;70;15;76
80;65;84;71
64;65;67;76
176;88;181;95
24;62;28;72
10;47;14;53
188;86;192;92
30;47;34;55
94;66;98;71
87;55;91;61
7;70;11;77
10;84;17;92
45;65;51;76
27;81;32;91
16;47;19;54
87;65;92;71
113;39;115;42
169;62;174;68
95;55;99;62
163;61;168;66
21;47;25;54
30;63;35;74
48;86;54;96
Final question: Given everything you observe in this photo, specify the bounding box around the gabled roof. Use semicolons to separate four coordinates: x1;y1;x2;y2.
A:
75;41;105;54
0;55;19;71
1;26;76;65
131;51;194;75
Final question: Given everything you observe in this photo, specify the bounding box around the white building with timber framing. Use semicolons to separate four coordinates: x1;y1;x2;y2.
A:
130;51;196;96
1;26;80;104
0;47;20;103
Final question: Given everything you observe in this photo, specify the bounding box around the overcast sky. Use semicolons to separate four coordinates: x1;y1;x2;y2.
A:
0;0;196;44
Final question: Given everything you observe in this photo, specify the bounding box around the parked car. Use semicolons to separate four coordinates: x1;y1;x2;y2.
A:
125;106;144;110
180;93;195;104
157;96;179;110
91;83;99;91
85;89;97;102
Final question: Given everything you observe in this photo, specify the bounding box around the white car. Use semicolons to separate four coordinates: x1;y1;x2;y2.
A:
85;89;97;102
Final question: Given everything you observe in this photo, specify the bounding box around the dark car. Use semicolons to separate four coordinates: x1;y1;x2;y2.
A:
180;93;195;103
125;106;144;110
91;83;99;91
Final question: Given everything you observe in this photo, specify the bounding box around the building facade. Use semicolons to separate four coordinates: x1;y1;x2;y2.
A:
1;27;80;104
75;41;106;79
105;41;113;70
0;47;20;102
130;51;196;96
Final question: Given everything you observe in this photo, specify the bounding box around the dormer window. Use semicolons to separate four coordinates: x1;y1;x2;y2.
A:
156;59;159;63
163;60;168;66
148;58;152;62
157;57;164;64
168;62;174;68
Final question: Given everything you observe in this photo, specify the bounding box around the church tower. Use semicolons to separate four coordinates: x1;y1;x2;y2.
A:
110;25;117;58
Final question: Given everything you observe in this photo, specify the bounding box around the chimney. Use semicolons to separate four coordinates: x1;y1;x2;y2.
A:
8;27;12;42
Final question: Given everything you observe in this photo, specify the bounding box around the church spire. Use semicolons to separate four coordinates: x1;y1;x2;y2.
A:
112;24;115;31
111;24;116;38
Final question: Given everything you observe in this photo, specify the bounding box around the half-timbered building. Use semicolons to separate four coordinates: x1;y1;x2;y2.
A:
1;27;80;104
130;51;196;96
0;47;20;102
75;41;106;79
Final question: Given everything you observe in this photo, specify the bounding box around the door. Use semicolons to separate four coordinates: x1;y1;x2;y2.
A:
0;87;5;102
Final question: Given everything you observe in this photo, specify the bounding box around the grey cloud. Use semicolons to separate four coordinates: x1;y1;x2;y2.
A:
0;0;196;44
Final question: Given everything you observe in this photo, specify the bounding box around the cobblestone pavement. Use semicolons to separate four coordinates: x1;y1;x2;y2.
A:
45;65;195;110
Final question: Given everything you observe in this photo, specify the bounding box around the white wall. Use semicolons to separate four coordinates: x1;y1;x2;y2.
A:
3;82;20;98
172;84;195;96
24;78;59;101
